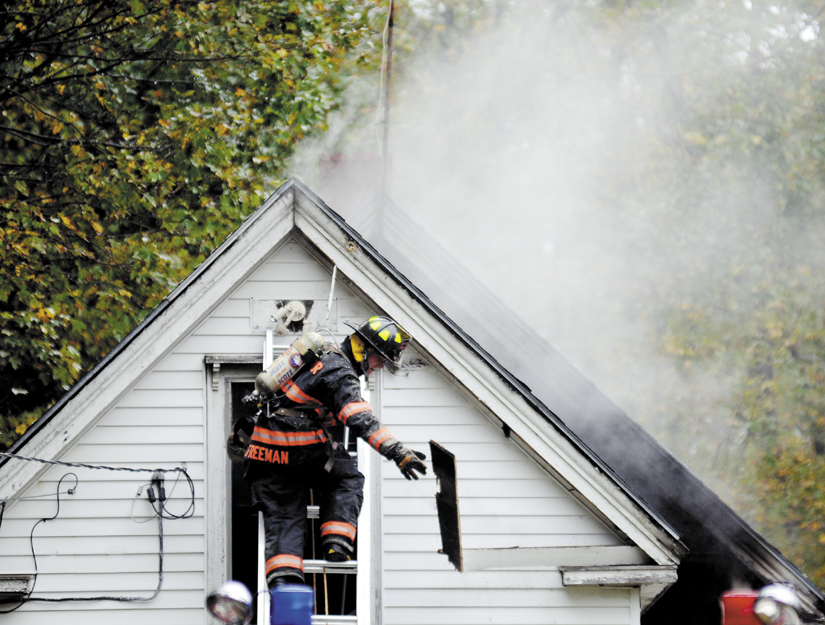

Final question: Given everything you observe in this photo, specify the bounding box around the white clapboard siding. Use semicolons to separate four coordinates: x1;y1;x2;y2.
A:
1;609;205;625
0;237;381;623
387;586;634;606
1;230;654;625
60;443;203;464
198;240;372;348
1;553;200;577
378;356;634;625
383;605;632;625
102;406;205;427
0;534;203;557
80;425;203;445
0;495;197;521
152;353;207;372
115;388;203;408
0;516;203;540
0;571;202;593
29;466;204;487
229;277;333;301
384;496;593;517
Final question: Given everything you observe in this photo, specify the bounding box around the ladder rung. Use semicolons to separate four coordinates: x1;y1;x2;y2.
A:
312;616;358;625
304;560;357;574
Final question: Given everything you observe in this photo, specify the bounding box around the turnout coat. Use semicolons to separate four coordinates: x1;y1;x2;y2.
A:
240;345;404;584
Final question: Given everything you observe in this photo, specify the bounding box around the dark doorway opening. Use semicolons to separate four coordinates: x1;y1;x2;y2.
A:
230;381;259;616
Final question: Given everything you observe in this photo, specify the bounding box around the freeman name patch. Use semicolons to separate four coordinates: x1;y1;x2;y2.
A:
244;444;289;465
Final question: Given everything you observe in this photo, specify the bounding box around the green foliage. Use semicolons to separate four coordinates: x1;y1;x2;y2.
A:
596;0;825;585
728;303;825;584
0;0;382;446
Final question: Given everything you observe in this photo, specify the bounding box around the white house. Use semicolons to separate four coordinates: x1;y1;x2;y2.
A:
0;179;687;625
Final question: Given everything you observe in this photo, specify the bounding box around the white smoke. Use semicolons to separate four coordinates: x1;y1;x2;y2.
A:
289;1;825;488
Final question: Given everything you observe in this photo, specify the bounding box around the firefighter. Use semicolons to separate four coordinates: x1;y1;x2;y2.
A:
235;316;427;588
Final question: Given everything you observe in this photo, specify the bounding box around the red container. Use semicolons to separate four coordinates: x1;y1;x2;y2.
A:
722;591;761;625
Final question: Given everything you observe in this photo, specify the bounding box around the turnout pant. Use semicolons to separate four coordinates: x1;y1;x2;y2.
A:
249;445;365;586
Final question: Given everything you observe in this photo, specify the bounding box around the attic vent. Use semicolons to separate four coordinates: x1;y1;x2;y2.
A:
250;299;326;334
270;300;308;336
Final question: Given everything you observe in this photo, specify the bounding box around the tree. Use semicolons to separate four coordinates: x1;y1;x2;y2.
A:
0;0;381;447
729;302;825;583
609;0;825;585
580;0;825;586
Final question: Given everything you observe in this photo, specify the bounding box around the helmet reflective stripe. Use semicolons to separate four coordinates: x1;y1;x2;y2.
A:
345;315;411;365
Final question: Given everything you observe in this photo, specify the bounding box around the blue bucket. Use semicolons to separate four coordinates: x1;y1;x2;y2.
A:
270;584;314;625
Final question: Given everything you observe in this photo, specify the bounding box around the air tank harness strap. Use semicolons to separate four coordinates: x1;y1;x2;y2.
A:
273;407;320;419
273;405;338;472
321;343;346;358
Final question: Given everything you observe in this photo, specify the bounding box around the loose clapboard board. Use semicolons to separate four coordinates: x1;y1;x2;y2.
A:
429;440;463;572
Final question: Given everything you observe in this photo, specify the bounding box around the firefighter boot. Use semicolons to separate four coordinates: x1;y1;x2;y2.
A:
323;542;351;562
271;575;304;588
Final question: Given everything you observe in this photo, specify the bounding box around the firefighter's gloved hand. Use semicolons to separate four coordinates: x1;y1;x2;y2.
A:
227;434;245;463
226;421;252;463
395;448;427;480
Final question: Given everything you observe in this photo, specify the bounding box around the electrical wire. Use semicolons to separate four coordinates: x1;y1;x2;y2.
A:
0;451;196;610
6;489;78;501
0;450;187;476
130;484;156;524
0;450;194;513
0;472;164;611
146;469;195;520
32;518;164;605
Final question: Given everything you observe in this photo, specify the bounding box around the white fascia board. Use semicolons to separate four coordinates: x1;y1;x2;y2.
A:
0;191;296;502
560;565;678;587
293;190;682;567
560;566;678;612
462;546;650;571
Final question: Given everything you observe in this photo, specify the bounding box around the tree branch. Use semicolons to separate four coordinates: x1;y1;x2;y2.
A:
4;86;87;140
0;124;140;149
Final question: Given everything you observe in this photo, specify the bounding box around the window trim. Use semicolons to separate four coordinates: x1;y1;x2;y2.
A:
205;360;257;603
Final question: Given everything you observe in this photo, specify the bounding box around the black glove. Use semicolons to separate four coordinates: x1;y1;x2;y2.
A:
227;434;245;463
226;418;253;463
395;448;427;480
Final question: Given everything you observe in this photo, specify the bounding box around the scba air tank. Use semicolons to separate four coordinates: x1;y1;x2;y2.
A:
255;331;325;396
